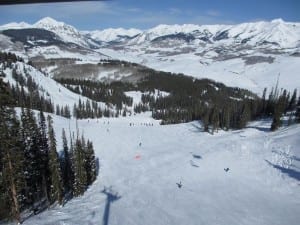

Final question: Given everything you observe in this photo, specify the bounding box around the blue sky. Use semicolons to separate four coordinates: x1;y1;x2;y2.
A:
0;0;299;30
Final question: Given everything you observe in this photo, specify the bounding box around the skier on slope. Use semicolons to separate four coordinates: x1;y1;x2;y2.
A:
176;181;182;188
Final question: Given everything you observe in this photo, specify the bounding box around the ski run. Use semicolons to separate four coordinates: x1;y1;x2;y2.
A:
7;112;299;225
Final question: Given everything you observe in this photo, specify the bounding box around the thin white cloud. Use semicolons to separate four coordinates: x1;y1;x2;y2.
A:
126;8;142;13
169;8;182;15
206;10;221;17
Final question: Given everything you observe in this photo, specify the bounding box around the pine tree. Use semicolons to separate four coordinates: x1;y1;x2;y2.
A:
37;110;50;205
85;140;97;185
271;92;286;131
202;109;210;132
122;109;127;117
47;115;63;205
62;128;73;194
210;107;219;134
222;106;230;131
288;89;297;111
21;108;43;206
73;137;87;196
237;103;251;129
260;88;267;116
295;97;300;123
0;79;25;223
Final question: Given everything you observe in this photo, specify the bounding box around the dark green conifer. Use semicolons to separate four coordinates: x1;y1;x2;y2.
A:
62;128;73;194
47;115;63;205
72;137;87;196
0;79;25;223
85;140;97;185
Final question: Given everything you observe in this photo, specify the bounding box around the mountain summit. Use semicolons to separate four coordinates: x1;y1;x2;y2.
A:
34;17;89;47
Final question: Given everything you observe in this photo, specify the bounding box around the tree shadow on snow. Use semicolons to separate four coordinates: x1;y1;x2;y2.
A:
246;125;270;132
96;157;100;176
101;186;121;225
246;118;272;132
189;123;203;133
265;160;300;181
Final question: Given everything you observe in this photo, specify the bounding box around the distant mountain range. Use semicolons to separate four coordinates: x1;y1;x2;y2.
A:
0;17;299;93
1;17;299;48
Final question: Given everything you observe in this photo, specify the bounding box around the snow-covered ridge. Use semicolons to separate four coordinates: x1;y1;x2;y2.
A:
85;28;142;43
129;19;300;48
0;21;31;30
1;17;299;48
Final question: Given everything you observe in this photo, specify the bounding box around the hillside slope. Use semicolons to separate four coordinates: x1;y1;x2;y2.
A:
14;114;300;225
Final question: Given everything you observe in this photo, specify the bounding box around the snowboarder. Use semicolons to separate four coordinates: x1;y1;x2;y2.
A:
139;142;142;147
176;181;182;188
224;168;229;172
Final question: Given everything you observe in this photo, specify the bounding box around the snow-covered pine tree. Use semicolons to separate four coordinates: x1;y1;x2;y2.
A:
47;115;63;205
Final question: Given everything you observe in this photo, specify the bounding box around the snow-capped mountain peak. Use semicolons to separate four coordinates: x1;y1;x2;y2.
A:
34;17;63;27
271;18;285;24
34;17;89;47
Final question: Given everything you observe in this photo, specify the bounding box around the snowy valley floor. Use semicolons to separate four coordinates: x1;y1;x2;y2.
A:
17;114;300;225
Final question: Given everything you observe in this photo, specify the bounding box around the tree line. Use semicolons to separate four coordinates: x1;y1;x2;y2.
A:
0;75;97;224
1;59;55;114
56;60;300;132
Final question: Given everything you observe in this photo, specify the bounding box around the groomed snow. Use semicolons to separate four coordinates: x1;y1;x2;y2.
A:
17;113;300;225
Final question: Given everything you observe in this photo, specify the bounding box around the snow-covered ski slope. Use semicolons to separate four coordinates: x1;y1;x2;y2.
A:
20;113;300;225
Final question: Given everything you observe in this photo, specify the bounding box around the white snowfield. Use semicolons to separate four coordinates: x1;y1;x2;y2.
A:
19;113;300;225
85;28;142;43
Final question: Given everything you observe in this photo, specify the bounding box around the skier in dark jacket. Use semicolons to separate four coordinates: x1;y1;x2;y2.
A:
176;181;182;188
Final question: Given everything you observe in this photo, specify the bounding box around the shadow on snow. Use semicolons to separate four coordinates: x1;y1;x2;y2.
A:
265;160;300;181
101;186;121;225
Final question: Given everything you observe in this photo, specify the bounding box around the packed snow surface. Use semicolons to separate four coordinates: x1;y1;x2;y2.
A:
18;114;300;225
